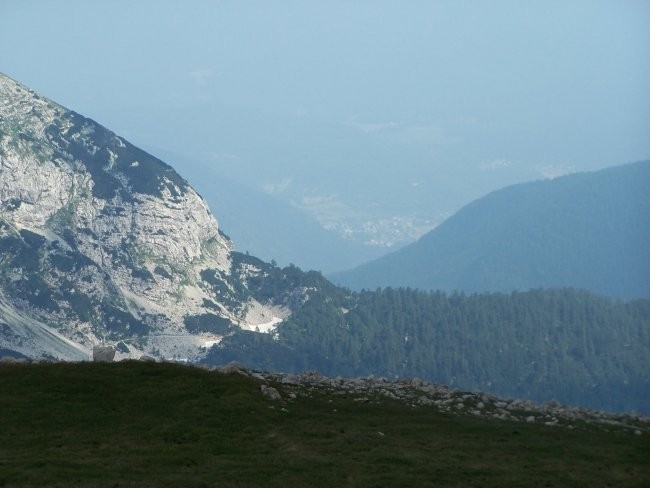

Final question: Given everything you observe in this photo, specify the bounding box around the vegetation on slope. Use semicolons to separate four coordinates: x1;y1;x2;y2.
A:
207;287;650;414
332;161;650;300
0;361;648;487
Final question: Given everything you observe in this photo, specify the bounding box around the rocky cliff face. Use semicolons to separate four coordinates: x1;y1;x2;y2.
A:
0;73;292;360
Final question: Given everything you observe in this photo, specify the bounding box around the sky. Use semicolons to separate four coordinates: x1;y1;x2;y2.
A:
2;1;648;142
1;0;649;268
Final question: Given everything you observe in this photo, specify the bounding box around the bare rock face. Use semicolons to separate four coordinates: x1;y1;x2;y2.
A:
0;73;293;361
93;345;116;363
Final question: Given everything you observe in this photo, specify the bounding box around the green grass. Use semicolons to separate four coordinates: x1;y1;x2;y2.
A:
0;362;648;487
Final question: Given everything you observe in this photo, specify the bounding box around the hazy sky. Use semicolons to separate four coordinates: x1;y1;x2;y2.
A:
2;1;649;133
2;0;649;195
2;0;649;270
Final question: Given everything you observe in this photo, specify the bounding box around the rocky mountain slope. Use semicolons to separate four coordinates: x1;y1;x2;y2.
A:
0;73;307;360
331;161;650;299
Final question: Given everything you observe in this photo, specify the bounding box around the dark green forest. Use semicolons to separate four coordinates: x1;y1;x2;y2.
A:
207;285;650;415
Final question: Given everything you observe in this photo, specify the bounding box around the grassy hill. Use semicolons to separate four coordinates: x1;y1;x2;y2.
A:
1;361;648;487
331;161;650;300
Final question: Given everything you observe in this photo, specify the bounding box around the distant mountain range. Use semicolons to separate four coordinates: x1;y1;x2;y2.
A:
332;161;650;300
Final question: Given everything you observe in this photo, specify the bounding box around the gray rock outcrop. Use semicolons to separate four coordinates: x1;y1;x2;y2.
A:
0;73;292;361
93;345;116;362
260;385;282;401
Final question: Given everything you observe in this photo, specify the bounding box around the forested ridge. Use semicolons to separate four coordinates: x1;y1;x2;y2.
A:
207;286;650;414
332;161;650;299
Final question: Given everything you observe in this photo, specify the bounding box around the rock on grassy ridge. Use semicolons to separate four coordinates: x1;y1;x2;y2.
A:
4;355;646;434
2;360;648;486
209;361;650;435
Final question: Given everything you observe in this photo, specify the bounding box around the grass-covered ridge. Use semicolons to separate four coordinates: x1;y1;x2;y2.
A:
0;361;648;487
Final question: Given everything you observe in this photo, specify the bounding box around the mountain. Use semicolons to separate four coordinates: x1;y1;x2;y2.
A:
1;74;648;414
0;73;326;360
143;147;387;273
90;103;541;268
331;162;650;299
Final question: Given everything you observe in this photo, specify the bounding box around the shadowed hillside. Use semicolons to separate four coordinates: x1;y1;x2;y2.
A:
332;161;650;300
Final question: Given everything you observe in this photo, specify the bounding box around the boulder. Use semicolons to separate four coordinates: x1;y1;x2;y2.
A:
139;355;156;362
93;345;116;362
281;374;300;385
217;361;247;375
261;385;282;401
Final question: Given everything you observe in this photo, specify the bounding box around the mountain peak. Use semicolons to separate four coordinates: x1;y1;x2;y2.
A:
0;74;292;360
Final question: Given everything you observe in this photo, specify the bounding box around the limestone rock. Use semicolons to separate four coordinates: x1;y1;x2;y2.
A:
281;374;300;385
260;385;282;401
93;345;116;362
0;73;295;361
217;361;247;375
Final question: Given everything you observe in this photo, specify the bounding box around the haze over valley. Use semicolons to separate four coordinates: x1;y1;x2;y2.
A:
2;0;648;272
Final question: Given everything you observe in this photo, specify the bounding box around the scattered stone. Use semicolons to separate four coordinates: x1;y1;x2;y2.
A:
546;400;561;410
261;385;282;401
282;374;300;385
93;345;115;362
217;361;246;375
15;352;645;433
